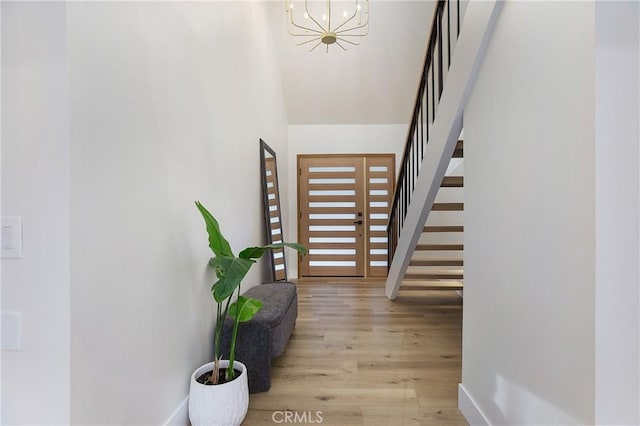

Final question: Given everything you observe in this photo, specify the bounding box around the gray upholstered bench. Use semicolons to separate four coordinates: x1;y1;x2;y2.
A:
220;282;297;393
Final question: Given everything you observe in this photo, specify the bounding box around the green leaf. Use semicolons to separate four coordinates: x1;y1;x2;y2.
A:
229;296;263;322
195;201;233;257
209;256;254;303
239;242;308;260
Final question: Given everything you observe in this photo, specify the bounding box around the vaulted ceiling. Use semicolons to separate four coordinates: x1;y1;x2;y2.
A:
265;1;434;125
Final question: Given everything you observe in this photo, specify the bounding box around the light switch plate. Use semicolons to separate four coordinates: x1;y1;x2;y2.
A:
1;312;22;351
1;216;23;259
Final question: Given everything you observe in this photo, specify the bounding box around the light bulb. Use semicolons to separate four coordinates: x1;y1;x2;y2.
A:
357;4;361;10
343;10;348;17
304;12;309;18
322;14;327;21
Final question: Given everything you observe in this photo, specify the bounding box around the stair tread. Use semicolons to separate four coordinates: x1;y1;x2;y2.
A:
406;267;464;272
441;176;464;187
423;226;464;233
452;140;464;158
402;277;464;282
409;259;464;266
405;273;464;280
432;202;464;211
415;244;464;251
400;287;463;292
400;280;464;291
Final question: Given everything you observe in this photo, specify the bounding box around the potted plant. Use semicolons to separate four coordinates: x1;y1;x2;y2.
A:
189;201;306;426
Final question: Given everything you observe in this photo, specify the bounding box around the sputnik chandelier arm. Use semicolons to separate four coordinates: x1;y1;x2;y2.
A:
284;0;369;53
333;3;369;34
286;1;325;36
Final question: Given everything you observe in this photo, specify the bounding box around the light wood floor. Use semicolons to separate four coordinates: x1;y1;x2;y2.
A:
244;278;467;426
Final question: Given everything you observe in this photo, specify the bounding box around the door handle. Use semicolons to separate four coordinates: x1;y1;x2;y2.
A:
354;220;363;225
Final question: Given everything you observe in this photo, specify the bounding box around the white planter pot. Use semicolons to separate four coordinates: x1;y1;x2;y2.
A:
188;360;249;426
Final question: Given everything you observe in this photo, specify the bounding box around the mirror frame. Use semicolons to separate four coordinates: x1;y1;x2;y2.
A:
260;139;288;281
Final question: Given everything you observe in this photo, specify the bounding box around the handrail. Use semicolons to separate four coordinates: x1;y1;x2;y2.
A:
387;0;462;268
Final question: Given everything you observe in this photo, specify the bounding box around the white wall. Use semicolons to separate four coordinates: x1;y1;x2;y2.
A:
462;2;595;424
2;2;288;424
1;3;71;424
68;3;288;424
287;124;406;277
594;2;640;424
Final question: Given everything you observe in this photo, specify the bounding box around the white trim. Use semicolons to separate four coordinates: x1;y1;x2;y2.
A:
458;383;491;426
164;396;189;426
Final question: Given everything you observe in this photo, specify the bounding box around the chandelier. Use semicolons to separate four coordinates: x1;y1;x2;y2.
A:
285;0;369;53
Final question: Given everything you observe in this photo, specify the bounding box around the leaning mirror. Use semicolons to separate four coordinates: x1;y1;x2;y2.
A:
260;139;288;281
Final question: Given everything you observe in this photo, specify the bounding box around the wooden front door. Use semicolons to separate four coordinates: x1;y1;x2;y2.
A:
298;154;395;277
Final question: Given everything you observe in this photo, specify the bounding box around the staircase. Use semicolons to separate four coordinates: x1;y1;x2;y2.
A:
401;141;464;292
385;0;502;300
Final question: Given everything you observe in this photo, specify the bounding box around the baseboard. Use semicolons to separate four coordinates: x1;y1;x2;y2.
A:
164;396;189;426
458;383;491;426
